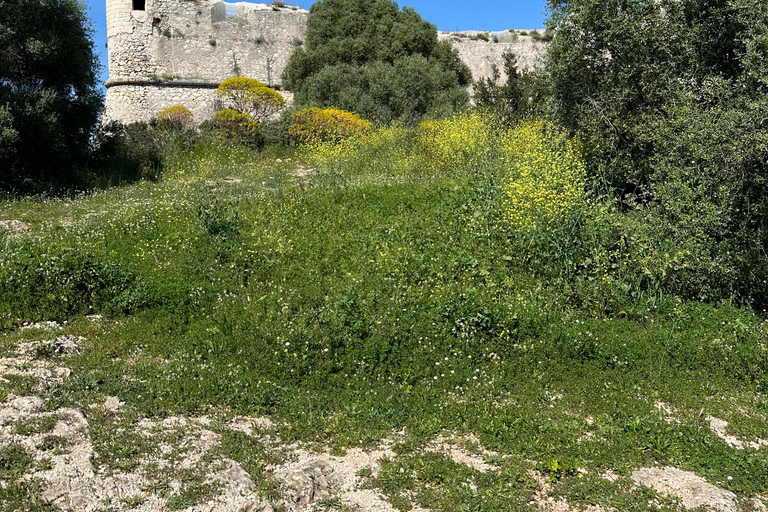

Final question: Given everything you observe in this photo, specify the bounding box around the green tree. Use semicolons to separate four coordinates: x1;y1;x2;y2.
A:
283;0;471;125
473;52;549;126
545;0;768;305
0;0;103;190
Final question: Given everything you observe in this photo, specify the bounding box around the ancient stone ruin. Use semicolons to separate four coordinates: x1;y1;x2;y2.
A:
103;0;548;125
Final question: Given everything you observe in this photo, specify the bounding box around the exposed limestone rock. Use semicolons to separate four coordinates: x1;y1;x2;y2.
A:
707;416;768;451
631;467;739;512
0;220;30;231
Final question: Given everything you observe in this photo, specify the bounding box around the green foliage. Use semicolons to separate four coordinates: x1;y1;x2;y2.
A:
0;0;102;190
545;0;768;306
157;105;194;131
216;77;286;122
289;107;371;143
5;124;768;506
0;444;32;480
473;52;550;126
89;121;196;186
211;109;264;149
283;0;471;125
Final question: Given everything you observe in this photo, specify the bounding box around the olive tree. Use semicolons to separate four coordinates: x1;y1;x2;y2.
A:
0;0;103;189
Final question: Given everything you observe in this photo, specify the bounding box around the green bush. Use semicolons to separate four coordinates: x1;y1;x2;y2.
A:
473;52;551;126
283;0;471;125
545;0;768;306
210;109;264;149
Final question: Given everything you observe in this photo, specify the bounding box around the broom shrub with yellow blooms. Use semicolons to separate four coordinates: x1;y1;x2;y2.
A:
157;105;194;131
289;107;372;144
216;77;286;121
211;109;263;149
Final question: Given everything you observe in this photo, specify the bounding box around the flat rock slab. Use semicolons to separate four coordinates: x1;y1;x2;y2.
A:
631;467;738;512
0;220;30;230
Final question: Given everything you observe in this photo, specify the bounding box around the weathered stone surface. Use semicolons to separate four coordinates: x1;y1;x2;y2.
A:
104;1;547;125
437;31;547;82
0;220;30;230
632;467;739;512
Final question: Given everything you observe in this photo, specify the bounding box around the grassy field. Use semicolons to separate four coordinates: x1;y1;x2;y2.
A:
1;120;767;511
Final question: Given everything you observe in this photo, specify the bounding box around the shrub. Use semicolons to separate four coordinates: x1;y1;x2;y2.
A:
289;107;371;144
473;52;550;126
499;120;586;234
211;109;264;149
293;55;471;125
416;112;494;172
283;0;471;125
216;77;286;121
89;121;165;184
156;105;194;131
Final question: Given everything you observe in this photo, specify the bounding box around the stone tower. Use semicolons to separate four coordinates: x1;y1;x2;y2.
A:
103;0;309;124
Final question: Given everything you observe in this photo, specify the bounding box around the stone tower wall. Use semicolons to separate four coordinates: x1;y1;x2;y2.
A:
104;1;547;125
104;0;308;124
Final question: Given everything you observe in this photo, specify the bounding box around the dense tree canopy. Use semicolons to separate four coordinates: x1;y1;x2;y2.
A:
0;0;102;189
545;0;768;304
283;0;471;125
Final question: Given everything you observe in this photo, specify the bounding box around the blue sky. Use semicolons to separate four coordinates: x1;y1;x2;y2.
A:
83;0;548;84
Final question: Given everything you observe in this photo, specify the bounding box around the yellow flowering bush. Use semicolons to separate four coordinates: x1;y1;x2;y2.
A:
216;77;286;121
156;105;194;131
305;124;409;172
500;121;587;233
416;112;493;171
212;109;262;148
289;107;372;144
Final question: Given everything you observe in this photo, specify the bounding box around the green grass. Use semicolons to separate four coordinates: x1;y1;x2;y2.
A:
1;137;768;509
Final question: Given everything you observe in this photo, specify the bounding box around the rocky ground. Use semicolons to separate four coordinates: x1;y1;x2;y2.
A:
1;323;767;511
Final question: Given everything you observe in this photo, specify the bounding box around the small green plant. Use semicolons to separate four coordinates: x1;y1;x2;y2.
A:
162;28;171;38
539;458;579;483
37;435;68;452
316;495;343;510
0;444;33;479
14;415;58;436
208;38;216;46
120;495;146;509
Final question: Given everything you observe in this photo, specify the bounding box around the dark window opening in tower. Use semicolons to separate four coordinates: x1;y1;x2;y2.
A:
133;0;146;11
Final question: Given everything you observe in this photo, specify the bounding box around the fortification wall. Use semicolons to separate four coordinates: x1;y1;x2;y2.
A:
104;1;547;125
104;0;307;123
438;31;547;83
